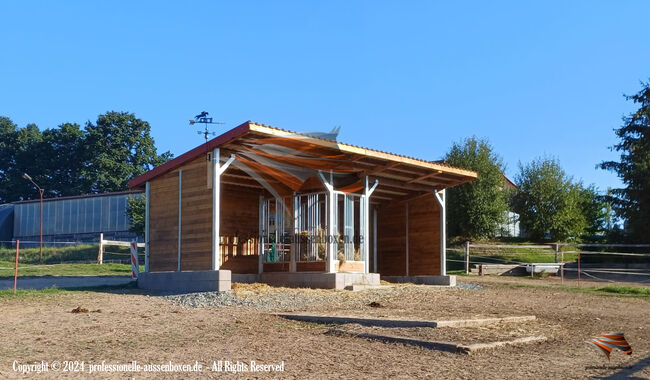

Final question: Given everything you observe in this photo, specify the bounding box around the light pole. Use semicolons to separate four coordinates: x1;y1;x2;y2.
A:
22;173;44;262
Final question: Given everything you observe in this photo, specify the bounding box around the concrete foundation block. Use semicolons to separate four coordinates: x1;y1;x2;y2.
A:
260;272;380;290
382;275;456;286
138;270;231;292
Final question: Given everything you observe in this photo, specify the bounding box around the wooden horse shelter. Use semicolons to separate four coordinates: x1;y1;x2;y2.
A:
128;121;477;291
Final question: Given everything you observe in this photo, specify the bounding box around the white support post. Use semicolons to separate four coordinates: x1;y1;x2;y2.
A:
177;169;182;272
97;232;104;264
363;177;378;274
212;149;236;271
434;189;447;276
144;181;150;272
318;171;336;273
290;193;297;272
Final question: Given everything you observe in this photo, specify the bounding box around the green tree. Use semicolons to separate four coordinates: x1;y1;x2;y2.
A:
444;137;509;239
0;112;171;203
40;123;88;197
84;111;172;193
511;157;586;241
599;81;650;241
126;194;146;236
576;184;610;237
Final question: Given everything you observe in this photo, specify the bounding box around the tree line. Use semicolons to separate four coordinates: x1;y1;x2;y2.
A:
445;81;650;243
0;111;172;204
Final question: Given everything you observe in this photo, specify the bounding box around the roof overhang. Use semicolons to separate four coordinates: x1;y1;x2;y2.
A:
128;121;477;203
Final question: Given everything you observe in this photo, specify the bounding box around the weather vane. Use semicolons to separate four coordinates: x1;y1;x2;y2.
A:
189;111;224;142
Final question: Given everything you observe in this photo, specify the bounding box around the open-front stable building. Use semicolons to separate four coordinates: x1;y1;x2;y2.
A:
128;121;477;291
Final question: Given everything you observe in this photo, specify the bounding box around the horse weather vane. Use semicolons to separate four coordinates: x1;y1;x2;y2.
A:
189;111;224;142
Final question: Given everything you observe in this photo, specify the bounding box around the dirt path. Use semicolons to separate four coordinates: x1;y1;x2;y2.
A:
0;279;648;379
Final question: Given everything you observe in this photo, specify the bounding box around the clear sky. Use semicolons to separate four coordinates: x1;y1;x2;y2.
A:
1;1;648;192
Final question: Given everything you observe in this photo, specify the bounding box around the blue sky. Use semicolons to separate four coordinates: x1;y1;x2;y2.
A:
1;1;648;192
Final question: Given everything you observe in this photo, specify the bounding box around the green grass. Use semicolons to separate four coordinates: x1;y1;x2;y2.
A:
500;281;650;298
0;243;144;277
597;285;650;296
0;283;138;299
0;243;138;264
446;249;577;272
0;261;143;277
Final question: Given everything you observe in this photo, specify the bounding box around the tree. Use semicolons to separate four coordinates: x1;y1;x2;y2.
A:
0;119;49;203
40;123;88;197
0;112;171;203
83;111;173;193
600;81;650;241
511;157;586;241
126;194;146;236
444;137;509;239
577;184;610;237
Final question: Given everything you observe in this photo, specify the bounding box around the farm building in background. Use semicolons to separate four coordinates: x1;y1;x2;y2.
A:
0;191;143;246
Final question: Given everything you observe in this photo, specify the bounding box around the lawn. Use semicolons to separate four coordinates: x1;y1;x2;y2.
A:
0;261;142;277
0;243;143;277
0;243;136;264
446;247;578;272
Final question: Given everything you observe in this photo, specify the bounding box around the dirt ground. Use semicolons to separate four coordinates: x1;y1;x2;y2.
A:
1;277;648;379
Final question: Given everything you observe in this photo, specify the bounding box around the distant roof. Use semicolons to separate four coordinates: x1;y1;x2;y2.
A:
502;173;518;189
129;121;478;199
11;190;143;205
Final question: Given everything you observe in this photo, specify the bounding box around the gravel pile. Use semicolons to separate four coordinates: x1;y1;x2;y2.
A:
165;282;483;311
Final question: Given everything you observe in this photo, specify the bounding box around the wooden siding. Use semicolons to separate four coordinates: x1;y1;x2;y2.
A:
335;261;364;273
149;169;180;272
148;153;262;273
180;156;213;270
407;195;441;275
296;261;326;272
377;194;441;276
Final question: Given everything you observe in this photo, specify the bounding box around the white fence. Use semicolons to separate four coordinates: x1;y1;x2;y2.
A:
449;242;650;284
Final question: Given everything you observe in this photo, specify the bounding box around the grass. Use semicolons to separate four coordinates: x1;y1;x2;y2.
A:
446;249;578;272
0;261;143;277
500;281;650;298
0;243;137;264
0;243;144;277
0;282;137;299
597;285;650;296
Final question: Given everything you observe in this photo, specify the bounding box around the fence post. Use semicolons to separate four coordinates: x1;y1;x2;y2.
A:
130;240;139;280
14;240;19;294
577;251;581;286
464;241;470;274
97;233;104;264
554;243;559;263
560;251;564;284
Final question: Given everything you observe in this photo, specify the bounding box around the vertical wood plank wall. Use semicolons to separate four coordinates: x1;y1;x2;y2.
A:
148;169;180;271
148;154;262;273
377;194;441;276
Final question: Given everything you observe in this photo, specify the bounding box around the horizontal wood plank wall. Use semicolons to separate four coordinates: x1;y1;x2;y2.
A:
377;202;407;275
149;169;180;272
296;261;326;272
180;156;212;270
407;194;441;276
336;261;364;273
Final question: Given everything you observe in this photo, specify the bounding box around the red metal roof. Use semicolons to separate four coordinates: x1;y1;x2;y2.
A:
128;120;477;189
128;121;251;189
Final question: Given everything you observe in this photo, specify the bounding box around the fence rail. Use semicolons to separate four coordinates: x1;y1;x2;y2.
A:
451;241;650;284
